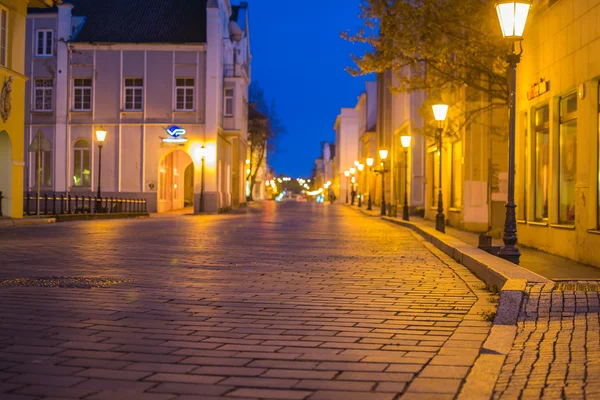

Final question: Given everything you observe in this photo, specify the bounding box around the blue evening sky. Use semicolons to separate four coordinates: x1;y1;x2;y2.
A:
248;0;372;178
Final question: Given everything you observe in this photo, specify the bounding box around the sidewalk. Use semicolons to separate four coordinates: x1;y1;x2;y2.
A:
350;204;600;281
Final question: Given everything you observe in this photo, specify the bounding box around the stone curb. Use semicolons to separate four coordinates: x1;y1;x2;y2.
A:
0;217;56;227
55;213;149;222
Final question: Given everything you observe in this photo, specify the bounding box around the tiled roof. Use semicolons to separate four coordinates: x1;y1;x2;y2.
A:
31;0;208;43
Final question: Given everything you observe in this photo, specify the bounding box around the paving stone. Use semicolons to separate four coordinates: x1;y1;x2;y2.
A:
0;204;491;399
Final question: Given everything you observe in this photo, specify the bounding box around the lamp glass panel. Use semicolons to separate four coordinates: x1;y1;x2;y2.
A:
400;135;412;148
379;149;389;160
514;3;531;36
366;157;374;166
432;104;449;122
95;129;107;142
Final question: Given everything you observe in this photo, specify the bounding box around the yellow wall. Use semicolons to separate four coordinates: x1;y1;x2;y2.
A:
0;0;28;218
515;0;600;266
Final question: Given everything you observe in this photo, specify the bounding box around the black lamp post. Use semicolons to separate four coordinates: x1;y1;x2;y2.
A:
196;145;208;212
400;135;412;221
373;149;389;216
495;0;532;265
366;157;374;210
357;163;364;207
344;170;350;203
432;104;448;233
95;127;107;212
350;167;357;206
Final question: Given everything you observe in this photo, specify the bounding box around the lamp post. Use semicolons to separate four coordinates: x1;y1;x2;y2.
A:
366;157;374;210
350;167;357;205
432;104;449;233
357;163;364;207
400;135;412;221
344;170;350;203
196;145;208;212
495;0;531;265
373;149;389;216
95;127;107;212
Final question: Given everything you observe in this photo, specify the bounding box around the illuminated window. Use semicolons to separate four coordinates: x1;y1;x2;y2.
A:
34;147;52;187
559;93;577;225
72;139;90;187
175;78;194;111
533;105;549;221
0;7;7;67
34;79;53;112
225;88;234;116
124;78;143;111
35;29;53;57
73;78;92;111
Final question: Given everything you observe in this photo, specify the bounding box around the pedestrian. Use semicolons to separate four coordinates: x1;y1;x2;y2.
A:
328;188;335;204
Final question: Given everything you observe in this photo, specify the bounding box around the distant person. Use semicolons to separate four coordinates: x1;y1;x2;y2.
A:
328;188;336;204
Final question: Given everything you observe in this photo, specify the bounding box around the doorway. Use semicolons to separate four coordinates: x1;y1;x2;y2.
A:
158;150;194;213
0;130;12;217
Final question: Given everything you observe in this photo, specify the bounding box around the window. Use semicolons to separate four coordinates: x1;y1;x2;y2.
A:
73;78;92;111
429;149;440;207
225;88;234;116
72;139;90;187
35;29;53;57
34;149;52;187
559;93;577;225
34;79;53;111
533;105;550;221
451;141;462;208
124;78;143;111
0;7;7;67
518;113;528;221
175;78;194;111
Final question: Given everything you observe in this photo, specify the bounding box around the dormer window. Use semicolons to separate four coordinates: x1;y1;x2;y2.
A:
36;29;54;57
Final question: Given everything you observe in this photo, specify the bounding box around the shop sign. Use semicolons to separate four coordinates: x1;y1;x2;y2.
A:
527;80;550;100
162;126;188;143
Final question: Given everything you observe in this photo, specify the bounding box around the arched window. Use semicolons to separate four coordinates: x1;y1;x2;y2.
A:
73;139;90;187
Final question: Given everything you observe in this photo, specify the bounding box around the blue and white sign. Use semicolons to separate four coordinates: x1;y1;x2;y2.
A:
163;126;188;143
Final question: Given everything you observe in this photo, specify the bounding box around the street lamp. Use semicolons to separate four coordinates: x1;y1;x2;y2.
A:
366;157;374;210
373;149;389;216
400;135;412;221
95;127;107;212
357;163;364;207
349;167;357;205
495;0;531;265
195;145;209;212
344;170;350;203
432;104;448;233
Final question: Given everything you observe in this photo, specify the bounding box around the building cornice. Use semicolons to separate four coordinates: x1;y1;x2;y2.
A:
69;43;207;51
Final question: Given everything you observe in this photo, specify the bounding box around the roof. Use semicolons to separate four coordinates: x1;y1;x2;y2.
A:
31;0;208;44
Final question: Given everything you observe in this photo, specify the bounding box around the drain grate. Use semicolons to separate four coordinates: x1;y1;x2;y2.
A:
0;277;132;289
555;282;600;292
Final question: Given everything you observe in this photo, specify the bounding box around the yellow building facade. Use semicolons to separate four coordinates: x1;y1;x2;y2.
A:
0;0;54;218
515;0;600;266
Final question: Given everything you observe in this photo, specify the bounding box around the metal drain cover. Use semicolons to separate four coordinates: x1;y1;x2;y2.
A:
0;277;132;288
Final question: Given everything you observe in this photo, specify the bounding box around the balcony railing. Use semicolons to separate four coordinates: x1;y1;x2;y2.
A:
24;192;147;216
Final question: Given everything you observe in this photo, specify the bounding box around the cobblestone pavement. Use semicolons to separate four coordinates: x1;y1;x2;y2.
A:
493;282;600;400
0;202;495;399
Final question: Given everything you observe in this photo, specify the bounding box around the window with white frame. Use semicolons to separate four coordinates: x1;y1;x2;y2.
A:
73;78;92;111
34;79;53;111
124;78;143;111
175;78;194;111
73;139;91;187
35;29;53;57
0;7;7;67
224;88;234;116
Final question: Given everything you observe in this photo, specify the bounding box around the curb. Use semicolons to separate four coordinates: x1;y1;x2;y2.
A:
55;213;150;222
0;217;56;227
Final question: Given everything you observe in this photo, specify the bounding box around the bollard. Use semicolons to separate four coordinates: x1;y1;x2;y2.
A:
44;194;49;215
67;194;72;214
60;194;65;214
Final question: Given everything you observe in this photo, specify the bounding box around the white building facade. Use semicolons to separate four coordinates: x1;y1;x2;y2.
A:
24;0;251;214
